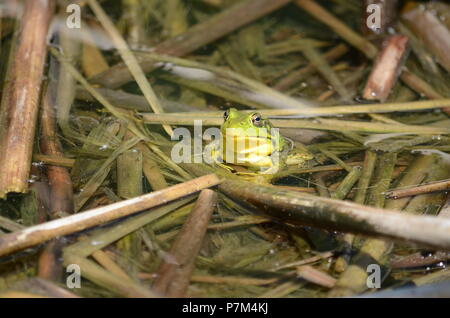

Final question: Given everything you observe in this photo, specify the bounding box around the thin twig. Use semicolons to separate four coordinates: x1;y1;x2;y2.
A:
385;178;450;199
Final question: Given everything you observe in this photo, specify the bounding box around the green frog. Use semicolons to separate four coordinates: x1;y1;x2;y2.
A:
207;108;313;175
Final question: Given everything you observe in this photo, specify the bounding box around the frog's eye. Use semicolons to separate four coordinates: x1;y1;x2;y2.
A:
251;113;262;126
223;110;230;120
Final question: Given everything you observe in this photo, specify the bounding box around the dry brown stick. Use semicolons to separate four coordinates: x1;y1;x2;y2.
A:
385;178;450;199
0;0;54;198
40;88;75;216
297;265;336;288
89;0;292;88
38;87;77;280
362;35;409;102
390;251;450;269
218;179;450;250
152;189;217;297
0;174;221;257
272;251;334;271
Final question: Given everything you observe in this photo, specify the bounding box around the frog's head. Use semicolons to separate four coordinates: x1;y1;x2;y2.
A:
220;108;285;154
221;108;272;136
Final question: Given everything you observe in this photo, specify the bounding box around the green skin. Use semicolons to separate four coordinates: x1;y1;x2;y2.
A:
210;108;313;174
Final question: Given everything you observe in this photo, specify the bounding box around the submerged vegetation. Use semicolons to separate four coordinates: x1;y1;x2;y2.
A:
0;0;449;298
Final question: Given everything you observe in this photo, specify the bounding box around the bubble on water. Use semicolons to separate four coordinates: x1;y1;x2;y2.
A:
437;262;446;269
28;175;39;183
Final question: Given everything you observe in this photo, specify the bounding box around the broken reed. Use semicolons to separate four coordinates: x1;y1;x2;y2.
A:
0;0;54;198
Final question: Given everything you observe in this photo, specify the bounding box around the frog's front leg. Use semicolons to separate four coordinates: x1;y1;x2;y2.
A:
204;140;235;172
284;139;314;167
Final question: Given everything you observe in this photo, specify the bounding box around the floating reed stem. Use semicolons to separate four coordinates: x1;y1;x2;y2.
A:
0;174;220;257
117;148;143;199
137;143;168;191
0;0;54;198
386;178;450;199
331;166;362;200
218;178;450;250
333;151;377;273
152;189;218;297
362;35;409;102
64;199;192;258
40;88;74;216
143;115;450;135
141;98;450;119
